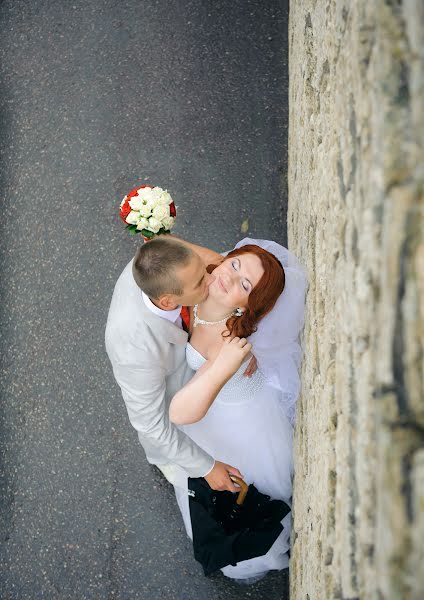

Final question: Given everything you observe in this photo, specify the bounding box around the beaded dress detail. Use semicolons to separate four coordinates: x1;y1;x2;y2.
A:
186;343;265;405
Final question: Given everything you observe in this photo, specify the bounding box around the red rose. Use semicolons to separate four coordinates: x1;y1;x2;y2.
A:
119;197;132;222
120;185;153;222
170;201;177;217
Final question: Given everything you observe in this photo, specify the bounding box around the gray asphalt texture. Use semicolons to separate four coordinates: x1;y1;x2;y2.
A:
0;1;289;598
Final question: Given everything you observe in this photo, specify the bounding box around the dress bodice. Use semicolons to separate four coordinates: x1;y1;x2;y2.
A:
186;342;266;406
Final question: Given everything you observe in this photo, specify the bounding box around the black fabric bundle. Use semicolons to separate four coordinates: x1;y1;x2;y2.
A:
188;477;291;576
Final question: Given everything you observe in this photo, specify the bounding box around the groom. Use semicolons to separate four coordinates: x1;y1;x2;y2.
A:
105;236;242;492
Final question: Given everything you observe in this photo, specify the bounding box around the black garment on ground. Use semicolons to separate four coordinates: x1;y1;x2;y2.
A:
188;477;291;576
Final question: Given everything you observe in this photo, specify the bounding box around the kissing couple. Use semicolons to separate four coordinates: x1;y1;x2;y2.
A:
105;234;307;582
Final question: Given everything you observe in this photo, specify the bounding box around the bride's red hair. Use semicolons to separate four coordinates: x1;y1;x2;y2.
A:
207;244;285;338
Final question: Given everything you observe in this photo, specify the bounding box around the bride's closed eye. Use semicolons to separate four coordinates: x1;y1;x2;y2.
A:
231;259;250;292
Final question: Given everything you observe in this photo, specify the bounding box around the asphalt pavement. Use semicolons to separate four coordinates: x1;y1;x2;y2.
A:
0;1;289;598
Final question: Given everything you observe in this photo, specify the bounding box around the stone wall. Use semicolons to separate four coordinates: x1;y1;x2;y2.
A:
288;1;424;598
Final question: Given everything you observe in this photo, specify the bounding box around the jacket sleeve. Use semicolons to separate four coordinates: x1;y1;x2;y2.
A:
111;357;215;478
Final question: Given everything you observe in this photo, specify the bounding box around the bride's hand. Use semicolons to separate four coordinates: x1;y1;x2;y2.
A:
212;336;252;378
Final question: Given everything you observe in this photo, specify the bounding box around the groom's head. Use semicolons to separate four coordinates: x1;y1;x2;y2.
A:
132;237;214;310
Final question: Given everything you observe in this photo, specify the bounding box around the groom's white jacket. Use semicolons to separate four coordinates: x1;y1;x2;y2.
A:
105;259;214;477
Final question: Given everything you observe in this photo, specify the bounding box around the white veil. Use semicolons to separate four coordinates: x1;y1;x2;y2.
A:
234;238;308;425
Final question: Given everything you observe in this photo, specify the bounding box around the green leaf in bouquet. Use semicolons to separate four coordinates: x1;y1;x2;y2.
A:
141;229;155;239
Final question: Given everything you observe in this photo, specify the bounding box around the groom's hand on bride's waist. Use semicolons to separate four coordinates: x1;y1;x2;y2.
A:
243;355;257;378
204;461;243;493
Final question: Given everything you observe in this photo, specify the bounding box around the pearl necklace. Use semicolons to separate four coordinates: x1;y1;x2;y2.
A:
193;304;233;327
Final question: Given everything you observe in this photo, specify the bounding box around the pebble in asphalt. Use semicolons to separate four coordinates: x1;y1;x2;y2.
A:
0;1;290;598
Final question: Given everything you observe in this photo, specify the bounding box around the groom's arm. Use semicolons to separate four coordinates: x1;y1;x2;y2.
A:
112;357;215;478
169;235;223;266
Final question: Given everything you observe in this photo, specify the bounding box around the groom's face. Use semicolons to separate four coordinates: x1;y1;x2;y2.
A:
175;253;215;307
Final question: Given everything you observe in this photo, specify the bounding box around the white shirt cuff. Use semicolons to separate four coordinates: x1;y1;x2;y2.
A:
202;460;215;478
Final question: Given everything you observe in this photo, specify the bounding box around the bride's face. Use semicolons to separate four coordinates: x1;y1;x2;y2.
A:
208;253;264;309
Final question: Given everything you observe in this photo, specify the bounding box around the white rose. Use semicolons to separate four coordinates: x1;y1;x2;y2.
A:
151;187;173;206
125;210;139;225
159;191;173;205
137;187;153;202
148;217;162;233
120;195;127;208
136;217;149;231
162;216;175;230
128;196;144;211
152;204;170;221
139;204;152;218
147;195;162;209
151;187;164;199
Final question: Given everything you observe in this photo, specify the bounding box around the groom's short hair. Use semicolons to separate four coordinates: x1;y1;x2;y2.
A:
132;237;195;299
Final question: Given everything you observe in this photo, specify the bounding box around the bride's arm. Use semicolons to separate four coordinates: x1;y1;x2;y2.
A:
169;337;251;425
169;360;228;425
169;235;223;266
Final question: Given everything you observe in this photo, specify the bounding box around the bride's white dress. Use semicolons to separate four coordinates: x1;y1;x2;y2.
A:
173;343;294;580
173;238;307;581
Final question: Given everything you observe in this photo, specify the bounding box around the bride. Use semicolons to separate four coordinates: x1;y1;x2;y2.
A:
168;238;307;582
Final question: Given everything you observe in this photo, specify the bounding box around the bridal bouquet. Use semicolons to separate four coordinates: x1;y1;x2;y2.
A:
119;185;177;239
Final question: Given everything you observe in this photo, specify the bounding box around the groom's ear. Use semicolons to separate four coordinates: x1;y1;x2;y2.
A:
157;294;179;311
